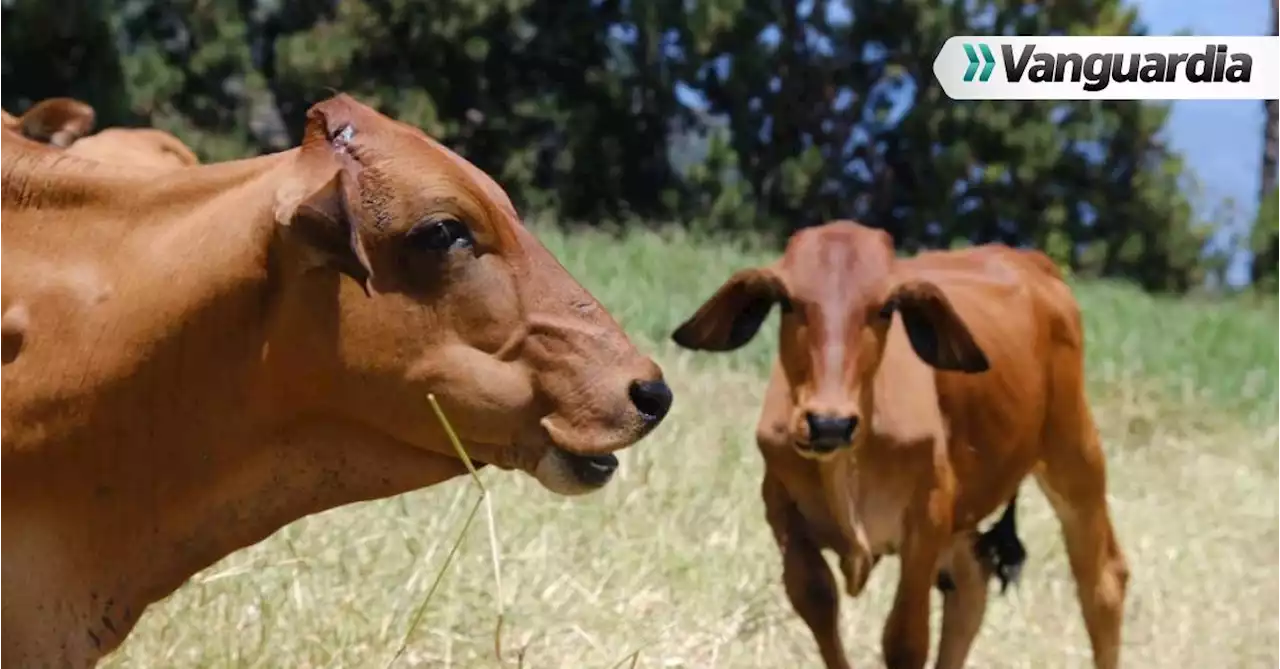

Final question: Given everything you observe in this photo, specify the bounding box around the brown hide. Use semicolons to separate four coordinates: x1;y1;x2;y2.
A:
65;127;201;170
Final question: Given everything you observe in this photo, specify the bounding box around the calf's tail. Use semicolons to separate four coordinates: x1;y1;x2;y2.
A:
974;491;1028;594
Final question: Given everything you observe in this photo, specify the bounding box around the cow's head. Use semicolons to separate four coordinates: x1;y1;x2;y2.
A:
8;97;96;147
671;220;987;460
269;95;672;494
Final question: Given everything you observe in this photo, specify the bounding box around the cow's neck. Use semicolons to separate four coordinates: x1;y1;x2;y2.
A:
3;148;286;219
2;153;466;664
810;352;944;595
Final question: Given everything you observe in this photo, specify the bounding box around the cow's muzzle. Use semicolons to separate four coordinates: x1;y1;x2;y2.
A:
533;447;620;495
564;451;618;487
629;379;674;430
794;412;858;457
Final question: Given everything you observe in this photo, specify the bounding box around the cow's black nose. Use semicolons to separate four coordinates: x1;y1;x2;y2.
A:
805;413;858;450
629;379;673;425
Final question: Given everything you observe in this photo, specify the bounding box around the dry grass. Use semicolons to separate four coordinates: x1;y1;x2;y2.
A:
100;226;1278;668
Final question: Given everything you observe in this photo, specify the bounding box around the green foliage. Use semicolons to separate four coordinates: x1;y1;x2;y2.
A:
0;0;1258;293
1251;185;1278;291
682;0;1225;291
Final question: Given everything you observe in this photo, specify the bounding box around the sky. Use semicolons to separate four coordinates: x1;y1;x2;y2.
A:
1134;0;1274;284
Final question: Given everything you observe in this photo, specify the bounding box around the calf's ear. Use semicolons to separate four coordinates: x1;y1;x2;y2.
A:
882;279;989;373
672;266;785;352
276;109;374;296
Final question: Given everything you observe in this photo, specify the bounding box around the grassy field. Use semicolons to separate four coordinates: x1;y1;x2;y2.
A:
103;224;1279;668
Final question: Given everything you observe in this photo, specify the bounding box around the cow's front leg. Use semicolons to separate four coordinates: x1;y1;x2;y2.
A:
763;474;851;669
882;484;954;669
934;532;992;669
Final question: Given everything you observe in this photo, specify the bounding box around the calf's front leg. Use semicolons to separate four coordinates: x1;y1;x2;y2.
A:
882;485;953;669
763;475;851;669
934;533;992;669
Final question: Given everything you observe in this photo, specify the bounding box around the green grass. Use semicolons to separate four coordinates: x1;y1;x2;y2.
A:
103;224;1278;668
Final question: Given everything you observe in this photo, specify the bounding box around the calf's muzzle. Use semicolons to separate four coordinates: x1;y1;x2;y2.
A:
803;412;859;452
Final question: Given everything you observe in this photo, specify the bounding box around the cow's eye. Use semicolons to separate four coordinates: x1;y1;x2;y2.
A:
407;218;473;252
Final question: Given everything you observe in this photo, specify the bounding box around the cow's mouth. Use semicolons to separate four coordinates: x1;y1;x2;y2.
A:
792;438;846;460
561;449;619;486
532;447;619;495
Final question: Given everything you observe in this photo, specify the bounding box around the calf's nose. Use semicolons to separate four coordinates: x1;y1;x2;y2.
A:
805;413;858;449
629;379;674;426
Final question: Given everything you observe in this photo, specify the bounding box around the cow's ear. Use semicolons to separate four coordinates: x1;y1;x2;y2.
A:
19;98;96;147
883;279;988;373
277;105;375;295
672;266;785;352
283;166;375;296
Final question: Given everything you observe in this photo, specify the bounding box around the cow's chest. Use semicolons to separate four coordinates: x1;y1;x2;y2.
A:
821;451;955;596
845;464;920;593
776;453;925;596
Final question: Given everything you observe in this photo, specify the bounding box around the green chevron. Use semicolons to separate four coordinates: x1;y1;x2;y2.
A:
978;43;995;82
962;42;997;83
963;43;980;82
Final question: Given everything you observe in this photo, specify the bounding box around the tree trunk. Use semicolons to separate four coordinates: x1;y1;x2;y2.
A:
1253;0;1278;285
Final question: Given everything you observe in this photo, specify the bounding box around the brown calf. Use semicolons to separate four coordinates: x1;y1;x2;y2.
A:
672;221;1128;669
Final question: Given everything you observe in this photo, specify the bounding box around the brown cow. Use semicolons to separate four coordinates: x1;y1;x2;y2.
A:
3;96;96;147
65;127;201;170
671;221;1128;669
1;93;673;666
3;97;199;170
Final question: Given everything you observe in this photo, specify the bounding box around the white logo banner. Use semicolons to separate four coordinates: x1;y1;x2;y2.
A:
933;36;1280;100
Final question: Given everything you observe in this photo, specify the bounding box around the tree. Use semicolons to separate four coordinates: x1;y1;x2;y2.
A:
1253;0;1279;287
1;0;130;125
680;0;1211;290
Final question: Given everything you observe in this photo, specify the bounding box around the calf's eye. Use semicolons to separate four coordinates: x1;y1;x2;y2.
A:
408;218;473;252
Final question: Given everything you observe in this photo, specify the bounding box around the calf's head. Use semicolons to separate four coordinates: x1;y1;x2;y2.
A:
271;95;672;494
671;221;987;459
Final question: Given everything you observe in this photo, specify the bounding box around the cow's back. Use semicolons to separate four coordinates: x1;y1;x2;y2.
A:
902;246;1083;527
66;128;200;170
